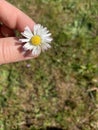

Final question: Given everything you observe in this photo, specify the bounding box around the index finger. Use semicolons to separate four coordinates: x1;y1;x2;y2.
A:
0;0;35;32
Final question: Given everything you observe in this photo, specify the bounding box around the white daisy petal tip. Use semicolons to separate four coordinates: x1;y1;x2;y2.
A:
25;26;30;30
19;39;23;43
19;23;53;56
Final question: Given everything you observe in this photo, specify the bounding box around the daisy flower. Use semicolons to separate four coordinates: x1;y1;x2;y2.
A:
19;24;53;56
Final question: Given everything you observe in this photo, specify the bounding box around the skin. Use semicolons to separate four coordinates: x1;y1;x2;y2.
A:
0;0;35;64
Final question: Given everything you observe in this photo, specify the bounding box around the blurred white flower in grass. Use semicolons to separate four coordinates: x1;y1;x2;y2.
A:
19;24;53;56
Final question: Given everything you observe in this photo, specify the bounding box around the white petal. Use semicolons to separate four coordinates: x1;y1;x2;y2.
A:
41;43;51;52
43;33;51;37
32;46;41;56
21;32;31;39
21;26;33;38
42;37;53;43
19;38;30;43
36;28;47;36
25;26;33;35
23;42;34;50
34;24;41;35
23;43;30;50
27;45;34;50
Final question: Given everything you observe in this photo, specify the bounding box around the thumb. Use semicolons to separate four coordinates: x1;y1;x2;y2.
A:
0;37;33;64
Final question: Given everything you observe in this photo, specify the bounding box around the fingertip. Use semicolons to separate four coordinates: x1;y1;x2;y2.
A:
0;0;35;32
17;12;35;32
0;37;34;64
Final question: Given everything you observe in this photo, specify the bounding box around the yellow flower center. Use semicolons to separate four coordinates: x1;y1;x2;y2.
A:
30;35;41;45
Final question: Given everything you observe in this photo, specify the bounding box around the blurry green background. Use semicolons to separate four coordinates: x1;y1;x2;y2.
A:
0;0;98;130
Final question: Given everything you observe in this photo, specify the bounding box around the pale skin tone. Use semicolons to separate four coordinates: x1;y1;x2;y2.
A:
0;0;36;64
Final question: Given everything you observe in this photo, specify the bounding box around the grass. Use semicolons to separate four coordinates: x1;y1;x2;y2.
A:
0;0;98;130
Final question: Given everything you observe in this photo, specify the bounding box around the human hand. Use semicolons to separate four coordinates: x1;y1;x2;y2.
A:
0;0;35;64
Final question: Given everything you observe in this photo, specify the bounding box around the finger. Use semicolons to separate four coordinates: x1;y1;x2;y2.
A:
0;1;35;32
1;24;15;37
0;37;35;64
